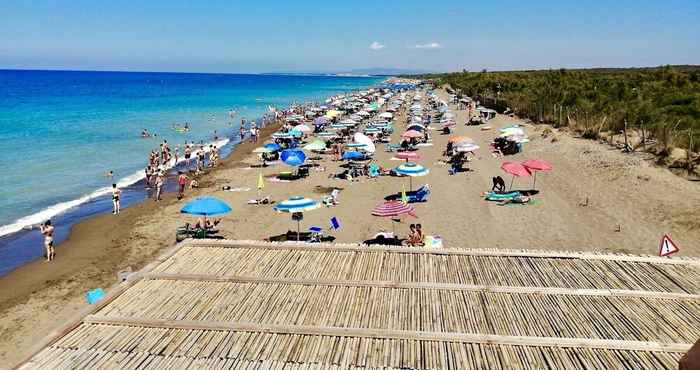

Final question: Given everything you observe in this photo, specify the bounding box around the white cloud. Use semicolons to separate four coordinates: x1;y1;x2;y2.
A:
413;42;442;49
369;41;385;50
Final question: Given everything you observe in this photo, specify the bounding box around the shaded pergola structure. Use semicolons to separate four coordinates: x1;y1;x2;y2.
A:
18;240;700;369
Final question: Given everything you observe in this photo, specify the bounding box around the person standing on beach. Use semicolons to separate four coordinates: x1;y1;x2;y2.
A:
155;172;165;202
111;183;121;214
177;171;188;200
184;144;192;169
239;126;246;142
39;220;55;262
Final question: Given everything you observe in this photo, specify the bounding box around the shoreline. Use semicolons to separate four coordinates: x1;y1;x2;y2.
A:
0;121;282;365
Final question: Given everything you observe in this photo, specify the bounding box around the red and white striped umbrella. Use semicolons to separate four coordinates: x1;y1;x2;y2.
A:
372;200;416;218
395;152;421;161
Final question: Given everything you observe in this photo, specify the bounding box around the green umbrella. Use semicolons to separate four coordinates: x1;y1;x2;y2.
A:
303;139;326;151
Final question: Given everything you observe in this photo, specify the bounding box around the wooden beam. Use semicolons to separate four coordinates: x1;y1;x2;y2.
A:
144;272;700;300
83;315;693;353
182;239;700;266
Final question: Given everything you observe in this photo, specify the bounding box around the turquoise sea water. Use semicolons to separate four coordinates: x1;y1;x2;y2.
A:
0;70;382;275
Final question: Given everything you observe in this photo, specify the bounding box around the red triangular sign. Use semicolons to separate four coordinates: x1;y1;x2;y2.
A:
659;234;680;257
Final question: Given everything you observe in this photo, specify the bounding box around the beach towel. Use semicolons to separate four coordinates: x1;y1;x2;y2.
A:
266;178;291;183
424;235;443;249
86;288;105;305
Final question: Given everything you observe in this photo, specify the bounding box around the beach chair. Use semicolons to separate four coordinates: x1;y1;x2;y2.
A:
384;184;430;203
368;163;380;178
323;189;340;206
385;143;401;152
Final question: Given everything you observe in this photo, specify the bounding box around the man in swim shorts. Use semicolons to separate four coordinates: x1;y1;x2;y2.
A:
39;220;55;262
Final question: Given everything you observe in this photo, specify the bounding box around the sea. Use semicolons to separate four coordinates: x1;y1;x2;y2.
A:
0;70;384;276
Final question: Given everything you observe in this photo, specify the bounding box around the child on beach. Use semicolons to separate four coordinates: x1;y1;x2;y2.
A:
39;220;55;262
111;183;121;214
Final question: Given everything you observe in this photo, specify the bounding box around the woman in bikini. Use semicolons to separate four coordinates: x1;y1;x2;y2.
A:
39;220;55;262
112;183;121;214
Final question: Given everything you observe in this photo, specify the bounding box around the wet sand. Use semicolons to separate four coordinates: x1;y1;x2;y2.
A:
2;88;699;367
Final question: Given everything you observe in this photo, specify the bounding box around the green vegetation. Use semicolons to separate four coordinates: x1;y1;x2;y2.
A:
431;66;700;155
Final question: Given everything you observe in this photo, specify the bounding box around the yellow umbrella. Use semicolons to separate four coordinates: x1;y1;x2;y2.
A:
401;185;408;204
325;110;342;118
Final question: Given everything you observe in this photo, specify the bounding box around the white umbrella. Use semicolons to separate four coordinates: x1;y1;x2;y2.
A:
379;112;393;119
353;132;376;153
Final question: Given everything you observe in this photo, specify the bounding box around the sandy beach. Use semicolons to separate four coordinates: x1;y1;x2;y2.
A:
1;87;699;367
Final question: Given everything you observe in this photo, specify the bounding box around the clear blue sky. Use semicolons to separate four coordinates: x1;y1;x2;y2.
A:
1;0;698;73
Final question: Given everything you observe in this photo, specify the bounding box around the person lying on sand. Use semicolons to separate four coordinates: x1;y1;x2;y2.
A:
247;196;272;205
498;195;531;206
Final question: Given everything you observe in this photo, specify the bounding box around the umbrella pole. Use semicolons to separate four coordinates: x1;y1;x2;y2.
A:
297;219;300;242
509;175;515;191
532;172;537;190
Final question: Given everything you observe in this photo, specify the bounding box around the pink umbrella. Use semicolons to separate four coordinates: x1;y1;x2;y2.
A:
395;152;421;161
401;130;423;139
372;200;417;234
501;162;532;190
522;159;552;189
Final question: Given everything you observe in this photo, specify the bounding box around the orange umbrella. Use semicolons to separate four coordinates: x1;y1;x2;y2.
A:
448;136;474;143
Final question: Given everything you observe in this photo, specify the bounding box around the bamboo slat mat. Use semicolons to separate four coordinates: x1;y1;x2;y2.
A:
18;240;700;370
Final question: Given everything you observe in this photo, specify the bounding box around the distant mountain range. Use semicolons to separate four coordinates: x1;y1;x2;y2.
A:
262;68;434;77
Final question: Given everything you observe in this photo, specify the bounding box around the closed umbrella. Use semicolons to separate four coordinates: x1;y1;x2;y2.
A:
372;200;417;234
501;161;532;190
394;162;429;190
274;196;321;241
522;159;552;189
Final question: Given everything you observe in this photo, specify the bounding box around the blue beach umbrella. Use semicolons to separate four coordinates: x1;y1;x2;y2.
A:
342;151;364;161
181;196;232;216
264;143;282;152
281;149;306;167
289;128;304;137
394;162;429;190
274;196;321;241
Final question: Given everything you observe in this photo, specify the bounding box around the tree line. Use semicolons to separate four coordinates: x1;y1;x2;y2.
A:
421;66;700;156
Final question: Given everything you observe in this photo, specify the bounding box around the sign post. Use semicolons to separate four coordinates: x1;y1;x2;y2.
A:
658;234;680;257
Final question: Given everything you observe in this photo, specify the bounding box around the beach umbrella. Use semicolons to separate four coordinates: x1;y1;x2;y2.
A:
325;110;342;118
357;111;370;117
272;131;293;139
364;127;381;134
340;118;358;125
303;139;326;151
257;172;265;197
353;132;375;153
342;151;364;161
314;117;328;125
372;200;416;234
264;143;282;152
395;152;421;161
294;124;312;133
281;149;306;167
449;136;473;143
346;142;367;149
253;146;273;154
379;112;393;119
401;130;423;139
181;196;232;217
289;128;304;137
407;124;426;132
522;159;553;189
394;162;429;190
454;143;480;152
501;161;532;190
316;132;337;139
274;196;321;241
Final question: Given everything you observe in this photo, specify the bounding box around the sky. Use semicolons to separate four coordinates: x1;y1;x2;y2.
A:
0;0;698;73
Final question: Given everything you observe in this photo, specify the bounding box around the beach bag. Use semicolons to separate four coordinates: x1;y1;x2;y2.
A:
86;288;106;305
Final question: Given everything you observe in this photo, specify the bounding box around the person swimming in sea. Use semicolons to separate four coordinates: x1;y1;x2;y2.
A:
141;129;151;138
